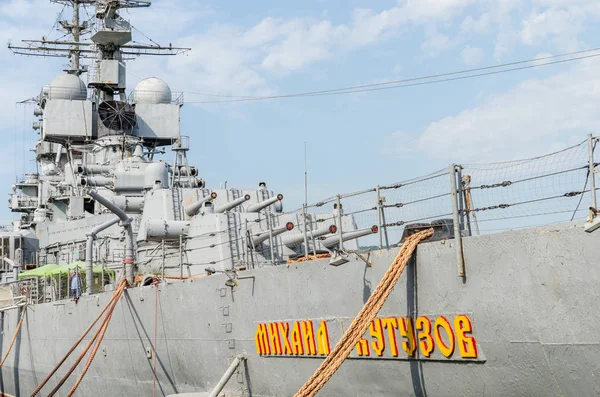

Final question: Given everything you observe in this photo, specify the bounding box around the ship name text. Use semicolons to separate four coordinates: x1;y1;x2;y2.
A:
255;314;479;360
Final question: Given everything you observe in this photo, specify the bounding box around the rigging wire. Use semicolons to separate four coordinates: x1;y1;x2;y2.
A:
469;165;589;190
131;25;162;47
13;103;17;182
186;48;600;104
476;208;588;224
44;4;67;41
477;212;588;232
571;168;593;221
469;188;599;213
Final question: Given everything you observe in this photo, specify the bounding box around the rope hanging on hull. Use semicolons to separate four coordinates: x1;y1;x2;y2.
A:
294;228;434;397
0;307;26;368
64;280;127;397
31;279;128;397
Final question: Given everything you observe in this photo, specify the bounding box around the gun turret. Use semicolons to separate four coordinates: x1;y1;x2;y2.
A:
184;192;217;216
321;225;378;248
168;165;198;177
246;194;283;213
250;222;294;246
282;225;337;248
214;194;251;213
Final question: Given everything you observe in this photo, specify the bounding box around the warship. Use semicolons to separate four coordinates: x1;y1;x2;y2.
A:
0;1;599;396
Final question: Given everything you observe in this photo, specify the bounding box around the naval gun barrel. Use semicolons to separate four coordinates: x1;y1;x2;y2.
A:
80;176;112;187
185;192;217;216
214;194;251;213
77;165;112;175
321;225;379;248
282;224;337;248
246;194;283;213
146;219;190;240
109;196;145;214
250;222;294;246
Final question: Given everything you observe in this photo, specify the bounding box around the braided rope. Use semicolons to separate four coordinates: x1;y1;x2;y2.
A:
31;288;122;396
0;307;26;367
294;228;434;397
46;280;127;397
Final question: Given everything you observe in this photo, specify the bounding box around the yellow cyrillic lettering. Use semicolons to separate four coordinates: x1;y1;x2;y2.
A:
355;338;370;356
302;320;317;355
369;318;386;356
454;315;478;358
278;322;292;355
291;321;304;355
255;323;270;355
382;318;399;357
269;322;282;355
399;317;418;357
434;316;455;358
415;316;434;357
317;321;331;356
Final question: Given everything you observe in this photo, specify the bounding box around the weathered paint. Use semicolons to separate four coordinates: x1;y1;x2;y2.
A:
0;222;597;397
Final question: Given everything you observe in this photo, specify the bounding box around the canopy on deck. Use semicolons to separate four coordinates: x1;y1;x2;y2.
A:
18;262;114;279
17;263;60;279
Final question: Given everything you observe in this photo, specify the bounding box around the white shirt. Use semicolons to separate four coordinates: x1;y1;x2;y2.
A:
71;273;81;289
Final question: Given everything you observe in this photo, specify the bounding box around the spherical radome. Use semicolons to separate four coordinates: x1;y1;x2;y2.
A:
133;77;172;104
47;74;87;100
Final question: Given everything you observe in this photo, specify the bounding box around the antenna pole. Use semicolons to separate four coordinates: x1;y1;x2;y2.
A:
302;142;310;259
304;142;309;205
71;0;80;72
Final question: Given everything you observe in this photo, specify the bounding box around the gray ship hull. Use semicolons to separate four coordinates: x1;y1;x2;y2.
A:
0;221;598;397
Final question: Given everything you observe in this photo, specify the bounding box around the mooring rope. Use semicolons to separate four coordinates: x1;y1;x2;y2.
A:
33;279;127;397
66;282;125;397
30;285;122;396
294;228;434;397
0;307;26;368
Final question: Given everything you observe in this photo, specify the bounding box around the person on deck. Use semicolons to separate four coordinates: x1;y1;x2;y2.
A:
70;270;81;302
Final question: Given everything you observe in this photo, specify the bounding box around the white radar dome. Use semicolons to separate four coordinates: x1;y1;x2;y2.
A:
45;74;87;100
133;77;172;104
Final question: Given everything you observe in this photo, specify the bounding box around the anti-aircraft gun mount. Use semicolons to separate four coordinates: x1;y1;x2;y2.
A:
2;0;371;286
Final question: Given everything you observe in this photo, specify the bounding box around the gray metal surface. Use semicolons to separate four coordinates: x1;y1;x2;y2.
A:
1;1;599;396
0;222;597;396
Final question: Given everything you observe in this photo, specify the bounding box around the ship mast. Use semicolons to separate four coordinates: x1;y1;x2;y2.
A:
70;0;81;72
54;0;96;74
7;0;190;74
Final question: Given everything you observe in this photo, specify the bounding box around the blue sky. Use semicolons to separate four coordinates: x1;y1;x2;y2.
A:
1;0;599;221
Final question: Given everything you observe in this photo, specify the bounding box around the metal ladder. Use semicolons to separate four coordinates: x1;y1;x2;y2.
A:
226;211;240;267
259;188;273;224
29;279;40;304
172;187;182;221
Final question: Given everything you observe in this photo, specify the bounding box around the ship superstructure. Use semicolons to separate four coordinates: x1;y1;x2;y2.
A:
0;2;599;397
4;0;366;292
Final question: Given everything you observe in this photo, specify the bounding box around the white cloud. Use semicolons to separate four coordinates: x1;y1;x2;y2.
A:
127;0;484;99
415;60;600;161
0;1;66;125
520;7;585;50
421;32;454;56
461;45;484;65
400;0;475;23
392;63;403;74
0;0;56;21
460;13;491;35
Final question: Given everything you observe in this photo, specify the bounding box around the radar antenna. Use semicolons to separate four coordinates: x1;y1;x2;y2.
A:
7;0;191;75
98;100;137;132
